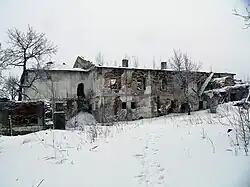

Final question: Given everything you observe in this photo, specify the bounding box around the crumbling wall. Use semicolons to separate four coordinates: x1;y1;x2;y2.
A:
0;101;45;135
150;70;178;116
73;56;95;70
95;94;152;123
103;68;124;94
93;67;215;122
91;68;152;122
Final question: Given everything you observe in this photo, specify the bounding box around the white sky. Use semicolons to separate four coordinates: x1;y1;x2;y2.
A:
0;0;250;79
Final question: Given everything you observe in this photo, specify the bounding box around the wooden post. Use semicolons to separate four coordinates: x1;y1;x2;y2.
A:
8;115;12;136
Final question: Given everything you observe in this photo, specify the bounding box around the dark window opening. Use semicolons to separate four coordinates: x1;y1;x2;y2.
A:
156;96;161;116
199;101;203;110
110;78;121;90
122;102;126;109
77;83;85;98
137;78;146;90
230;93;237;101
131;102;136;109
180;103;190;113
167;100;176;114
161;79;167;90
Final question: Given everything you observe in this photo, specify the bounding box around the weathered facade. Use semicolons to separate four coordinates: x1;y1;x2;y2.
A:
90;66;235;122
23;56;238;123
0;100;45;135
202;76;249;108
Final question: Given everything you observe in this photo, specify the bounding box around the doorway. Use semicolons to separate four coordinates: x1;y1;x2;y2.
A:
77;83;85;98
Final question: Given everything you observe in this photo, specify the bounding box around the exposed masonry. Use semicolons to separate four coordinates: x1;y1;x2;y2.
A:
90;67;237;122
23;56;246;123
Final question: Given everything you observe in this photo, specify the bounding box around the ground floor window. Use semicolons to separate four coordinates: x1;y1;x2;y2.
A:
122;102;126;109
131;102;136;109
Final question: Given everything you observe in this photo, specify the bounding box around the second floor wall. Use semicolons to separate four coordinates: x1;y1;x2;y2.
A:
23;70;94;100
92;67;207;100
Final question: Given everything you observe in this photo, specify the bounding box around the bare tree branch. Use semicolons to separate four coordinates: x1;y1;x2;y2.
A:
95;52;104;66
132;56;139;68
1;76;19;100
169;49;202;114
2;25;57;101
0;43;9;70
233;5;250;29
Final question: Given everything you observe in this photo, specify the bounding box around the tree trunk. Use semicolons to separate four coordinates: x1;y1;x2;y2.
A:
11;91;15;100
188;104;191;115
18;64;26;101
185;88;191;115
18;88;22;101
18;77;24;101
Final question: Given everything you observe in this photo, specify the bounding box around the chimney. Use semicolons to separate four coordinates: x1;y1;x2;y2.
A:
47;61;53;65
45;61;54;69
161;62;167;70
122;59;129;67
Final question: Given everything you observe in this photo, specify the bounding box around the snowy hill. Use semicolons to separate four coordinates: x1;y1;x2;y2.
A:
0;104;250;187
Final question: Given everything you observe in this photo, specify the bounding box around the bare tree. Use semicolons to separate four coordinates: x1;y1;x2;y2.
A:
233;4;250;29
153;56;156;69
2;25;57;101
95;52;104;66
0;45;5;89
132;56;139;67
124;53;130;61
220;104;250;156
0;43;9;83
169;49;202;115
0;44;13;98
2;76;19;100
236;106;250;155
0;43;8;70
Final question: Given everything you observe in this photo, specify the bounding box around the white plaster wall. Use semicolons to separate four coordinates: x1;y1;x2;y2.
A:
92;71;104;97
24;71;93;100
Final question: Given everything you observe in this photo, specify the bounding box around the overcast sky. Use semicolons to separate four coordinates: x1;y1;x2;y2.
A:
0;0;250;79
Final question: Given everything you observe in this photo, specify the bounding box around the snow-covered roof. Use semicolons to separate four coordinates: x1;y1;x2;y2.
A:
204;83;249;95
27;59;236;76
95;64;174;71
27;63;91;72
95;65;236;75
212;76;231;84
49;63;91;72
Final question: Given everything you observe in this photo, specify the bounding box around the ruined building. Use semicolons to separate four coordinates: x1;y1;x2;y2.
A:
23;56;247;123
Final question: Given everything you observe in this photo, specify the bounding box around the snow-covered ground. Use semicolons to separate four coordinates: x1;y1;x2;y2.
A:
0;104;250;187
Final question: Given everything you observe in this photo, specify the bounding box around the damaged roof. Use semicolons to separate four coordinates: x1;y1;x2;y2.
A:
27;56;236;76
203;83;250;94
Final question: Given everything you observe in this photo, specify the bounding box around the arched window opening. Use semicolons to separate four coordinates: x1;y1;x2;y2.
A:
77;83;85;98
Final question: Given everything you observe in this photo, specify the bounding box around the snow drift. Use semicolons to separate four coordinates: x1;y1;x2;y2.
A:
0;104;250;187
66;112;96;130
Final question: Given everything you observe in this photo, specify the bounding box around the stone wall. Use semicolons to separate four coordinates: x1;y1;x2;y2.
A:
91;68;227;122
91;68;153;122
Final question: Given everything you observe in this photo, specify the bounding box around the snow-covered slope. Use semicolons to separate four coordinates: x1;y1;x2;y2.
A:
0;104;250;187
